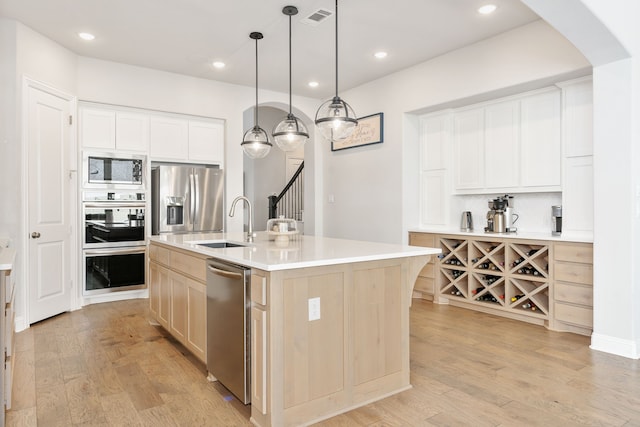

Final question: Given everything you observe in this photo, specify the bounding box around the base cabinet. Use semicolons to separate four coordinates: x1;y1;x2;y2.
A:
409;232;593;336
148;242;207;362
249;256;428;427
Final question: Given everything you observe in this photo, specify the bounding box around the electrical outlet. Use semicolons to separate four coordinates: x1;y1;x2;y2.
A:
308;297;321;321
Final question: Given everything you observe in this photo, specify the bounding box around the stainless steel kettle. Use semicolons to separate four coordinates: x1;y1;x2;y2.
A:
460;211;473;232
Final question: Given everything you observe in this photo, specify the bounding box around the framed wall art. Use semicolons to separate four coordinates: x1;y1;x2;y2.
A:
331;112;384;151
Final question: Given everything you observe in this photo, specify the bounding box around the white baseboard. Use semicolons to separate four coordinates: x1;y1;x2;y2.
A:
590;332;639;359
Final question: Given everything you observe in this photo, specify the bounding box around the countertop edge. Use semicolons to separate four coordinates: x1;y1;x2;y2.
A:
408;228;593;243
0;248;16;271
150;233;441;271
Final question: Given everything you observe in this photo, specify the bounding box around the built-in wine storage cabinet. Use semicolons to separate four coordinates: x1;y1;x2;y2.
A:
435;235;551;325
409;232;593;335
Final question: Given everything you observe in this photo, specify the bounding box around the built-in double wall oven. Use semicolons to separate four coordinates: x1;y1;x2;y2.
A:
82;152;147;296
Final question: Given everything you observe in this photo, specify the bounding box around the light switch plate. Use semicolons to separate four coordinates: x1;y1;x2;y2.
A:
308;297;321;321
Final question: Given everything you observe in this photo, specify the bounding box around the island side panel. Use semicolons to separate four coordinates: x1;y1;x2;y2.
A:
255;258;417;427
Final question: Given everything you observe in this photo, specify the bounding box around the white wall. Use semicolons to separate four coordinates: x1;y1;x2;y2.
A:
0;21;78;330
323;20;590;244
524;0;640;359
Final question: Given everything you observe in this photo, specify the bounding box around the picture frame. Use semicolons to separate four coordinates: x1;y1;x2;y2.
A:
331;112;384;151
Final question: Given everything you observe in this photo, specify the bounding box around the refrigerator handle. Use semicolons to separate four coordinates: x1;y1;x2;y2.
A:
189;173;196;225
193;172;200;225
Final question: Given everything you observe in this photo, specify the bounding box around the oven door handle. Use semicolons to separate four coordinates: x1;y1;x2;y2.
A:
84;247;145;256
83;202;146;208
207;265;243;280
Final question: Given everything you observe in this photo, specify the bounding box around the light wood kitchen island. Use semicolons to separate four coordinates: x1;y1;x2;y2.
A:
148;232;440;427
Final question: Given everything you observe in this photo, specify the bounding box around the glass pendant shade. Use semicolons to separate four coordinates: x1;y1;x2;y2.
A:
273;114;308;151
315;96;357;141
242;125;272;159
273;6;309;152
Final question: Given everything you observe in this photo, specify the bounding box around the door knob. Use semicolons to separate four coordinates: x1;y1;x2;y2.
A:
31;232;41;239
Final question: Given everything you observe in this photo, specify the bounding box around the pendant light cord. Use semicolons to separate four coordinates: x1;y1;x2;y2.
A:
254;36;259;127
288;13;293;115
335;0;339;98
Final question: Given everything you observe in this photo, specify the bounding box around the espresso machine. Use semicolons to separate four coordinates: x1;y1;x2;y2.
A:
485;195;518;233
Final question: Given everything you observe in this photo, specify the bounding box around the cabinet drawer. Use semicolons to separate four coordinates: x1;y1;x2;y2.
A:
555;282;593;307
555;262;593;285
414;276;434;294
149;244;170;266
555;302;593;328
409;232;436;248
554;243;593;263
170;251;206;282
251;274;267;306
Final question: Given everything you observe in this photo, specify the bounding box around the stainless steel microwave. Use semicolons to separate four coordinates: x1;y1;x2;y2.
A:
83;152;146;189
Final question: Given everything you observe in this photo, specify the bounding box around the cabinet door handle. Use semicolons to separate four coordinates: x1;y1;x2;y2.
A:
31;232;41;239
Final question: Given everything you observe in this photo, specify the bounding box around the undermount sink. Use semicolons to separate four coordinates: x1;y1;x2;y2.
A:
197;241;246;249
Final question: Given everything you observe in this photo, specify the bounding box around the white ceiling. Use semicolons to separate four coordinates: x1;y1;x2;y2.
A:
0;0;540;99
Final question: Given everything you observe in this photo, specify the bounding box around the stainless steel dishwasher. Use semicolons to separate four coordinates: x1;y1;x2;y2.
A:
206;258;251;404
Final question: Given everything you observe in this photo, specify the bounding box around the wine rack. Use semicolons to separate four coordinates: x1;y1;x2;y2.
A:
436;235;551;324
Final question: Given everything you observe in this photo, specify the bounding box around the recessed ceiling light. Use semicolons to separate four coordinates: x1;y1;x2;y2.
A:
78;32;95;41
478;4;497;15
212;61;225;69
308;81;319;88
374;51;388;59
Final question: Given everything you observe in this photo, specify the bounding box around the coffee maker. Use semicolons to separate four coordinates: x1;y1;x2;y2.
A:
485;195;518;233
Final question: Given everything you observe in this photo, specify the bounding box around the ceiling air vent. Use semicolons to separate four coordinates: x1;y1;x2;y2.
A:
301;8;333;26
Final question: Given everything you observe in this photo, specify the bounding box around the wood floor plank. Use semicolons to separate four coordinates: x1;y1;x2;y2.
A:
7;298;640;426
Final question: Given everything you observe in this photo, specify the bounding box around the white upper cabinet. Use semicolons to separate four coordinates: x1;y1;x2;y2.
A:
188;119;225;165
149;115;189;160
79;103;225;166
484;100;520;189
115;111;149;152
149;115;225;165
420;112;450;171
419;112;451;227
562;78;593;157
520;89;561;189
80;107;116;150
453;108;485;190
450;87;561;194
80;106;149;152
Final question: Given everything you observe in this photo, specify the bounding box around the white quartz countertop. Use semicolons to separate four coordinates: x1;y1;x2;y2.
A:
150;232;441;271
409;227;593;243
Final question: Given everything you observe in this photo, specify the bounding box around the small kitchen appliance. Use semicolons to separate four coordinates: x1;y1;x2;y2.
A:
551;205;562;235
485;195;518;233
460;211;473;232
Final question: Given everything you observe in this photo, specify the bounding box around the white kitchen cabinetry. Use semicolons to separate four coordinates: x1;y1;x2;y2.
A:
115;111;149;152
520;89;561;189
150;115;225;165
451;87;561;194
80;107;116;150
560;77;593;236
419;112;451;227
80;106;149;152
453;108;485;190
484;100;520;189
149;115;189;160
188;120;225;164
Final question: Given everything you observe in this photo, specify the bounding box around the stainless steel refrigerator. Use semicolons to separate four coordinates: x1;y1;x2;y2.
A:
151;164;224;234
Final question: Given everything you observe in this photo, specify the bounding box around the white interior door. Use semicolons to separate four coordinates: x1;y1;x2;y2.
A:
27;84;73;324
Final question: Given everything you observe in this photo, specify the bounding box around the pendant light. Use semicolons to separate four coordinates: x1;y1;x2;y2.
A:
272;6;309;152
242;32;272;159
314;0;357;142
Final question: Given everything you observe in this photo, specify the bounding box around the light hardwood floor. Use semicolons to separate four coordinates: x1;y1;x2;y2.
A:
6;298;640;426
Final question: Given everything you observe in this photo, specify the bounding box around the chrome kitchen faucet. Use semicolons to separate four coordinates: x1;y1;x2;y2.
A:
229;196;255;242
